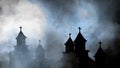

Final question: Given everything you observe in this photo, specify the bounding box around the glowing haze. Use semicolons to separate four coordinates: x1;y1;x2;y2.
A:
0;0;47;52
0;0;119;66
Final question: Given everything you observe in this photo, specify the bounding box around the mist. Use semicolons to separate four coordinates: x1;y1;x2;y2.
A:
0;0;120;68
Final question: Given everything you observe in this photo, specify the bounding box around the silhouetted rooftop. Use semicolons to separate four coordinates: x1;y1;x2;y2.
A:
94;46;106;58
65;33;74;46
16;26;26;39
74;27;86;43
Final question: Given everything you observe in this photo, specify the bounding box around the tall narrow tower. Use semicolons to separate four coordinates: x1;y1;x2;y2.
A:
74;27;94;68
16;26;26;45
15;26;28;52
10;27;29;68
74;27;88;57
34;40;45;68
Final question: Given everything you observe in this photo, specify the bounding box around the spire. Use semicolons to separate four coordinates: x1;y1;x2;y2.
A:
94;42;106;58
99;41;102;46
74;27;86;43
36;40;44;53
36;40;45;60
98;41;102;49
39;40;41;45
16;26;26;39
16;26;26;45
64;33;74;53
65;33;73;45
94;42;107;67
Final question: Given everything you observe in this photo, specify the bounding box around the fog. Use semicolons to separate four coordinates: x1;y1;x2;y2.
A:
0;0;120;68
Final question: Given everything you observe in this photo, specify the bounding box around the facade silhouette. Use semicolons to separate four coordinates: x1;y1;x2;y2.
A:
9;27;30;68
8;26;107;68
9;27;45;68
63;27;107;68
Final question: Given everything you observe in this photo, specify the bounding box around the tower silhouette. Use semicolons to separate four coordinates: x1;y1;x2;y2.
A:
94;42;107;68
9;27;29;68
74;27;87;54
35;40;45;61
64;33;74;53
63;27;95;68
74;27;89;62
15;26;28;53
16;26;26;45
31;40;45;68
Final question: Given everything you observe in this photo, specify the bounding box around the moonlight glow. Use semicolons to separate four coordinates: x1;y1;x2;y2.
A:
0;0;119;67
0;0;47;52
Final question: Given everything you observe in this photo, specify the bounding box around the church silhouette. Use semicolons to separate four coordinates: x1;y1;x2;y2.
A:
9;27;45;68
9;27;107;68
63;27;107;68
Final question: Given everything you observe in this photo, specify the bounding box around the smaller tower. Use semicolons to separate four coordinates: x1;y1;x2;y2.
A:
36;40;44;58
94;42;107;68
16;26;26;45
35;40;45;68
64;33;74;53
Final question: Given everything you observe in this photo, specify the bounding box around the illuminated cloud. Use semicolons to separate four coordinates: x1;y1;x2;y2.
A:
0;0;47;53
0;0;120;66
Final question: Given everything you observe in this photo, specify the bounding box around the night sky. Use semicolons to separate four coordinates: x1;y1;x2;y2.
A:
0;0;120;67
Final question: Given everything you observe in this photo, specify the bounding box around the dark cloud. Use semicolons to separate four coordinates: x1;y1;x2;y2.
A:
38;0;79;27
33;0;120;58
40;0;120;63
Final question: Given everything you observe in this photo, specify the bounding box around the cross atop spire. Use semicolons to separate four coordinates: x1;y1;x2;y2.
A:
99;41;102;46
94;41;106;59
69;33;71;38
39;40;41;45
78;27;81;32
20;26;22;31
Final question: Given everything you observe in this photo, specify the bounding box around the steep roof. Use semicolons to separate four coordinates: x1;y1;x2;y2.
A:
36;40;44;54
74;27;86;43
16;27;26;39
65;33;74;46
94;46;106;58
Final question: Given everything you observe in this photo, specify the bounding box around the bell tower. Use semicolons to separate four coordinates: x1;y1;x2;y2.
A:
16;26;26;46
74;27;88;56
64;33;74;53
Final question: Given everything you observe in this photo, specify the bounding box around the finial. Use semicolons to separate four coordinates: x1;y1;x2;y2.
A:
99;41;102;46
78;27;81;32
20;26;22;31
39;40;41;45
69;33;71;38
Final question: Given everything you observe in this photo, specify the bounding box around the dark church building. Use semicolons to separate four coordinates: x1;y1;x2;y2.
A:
63;27;107;68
